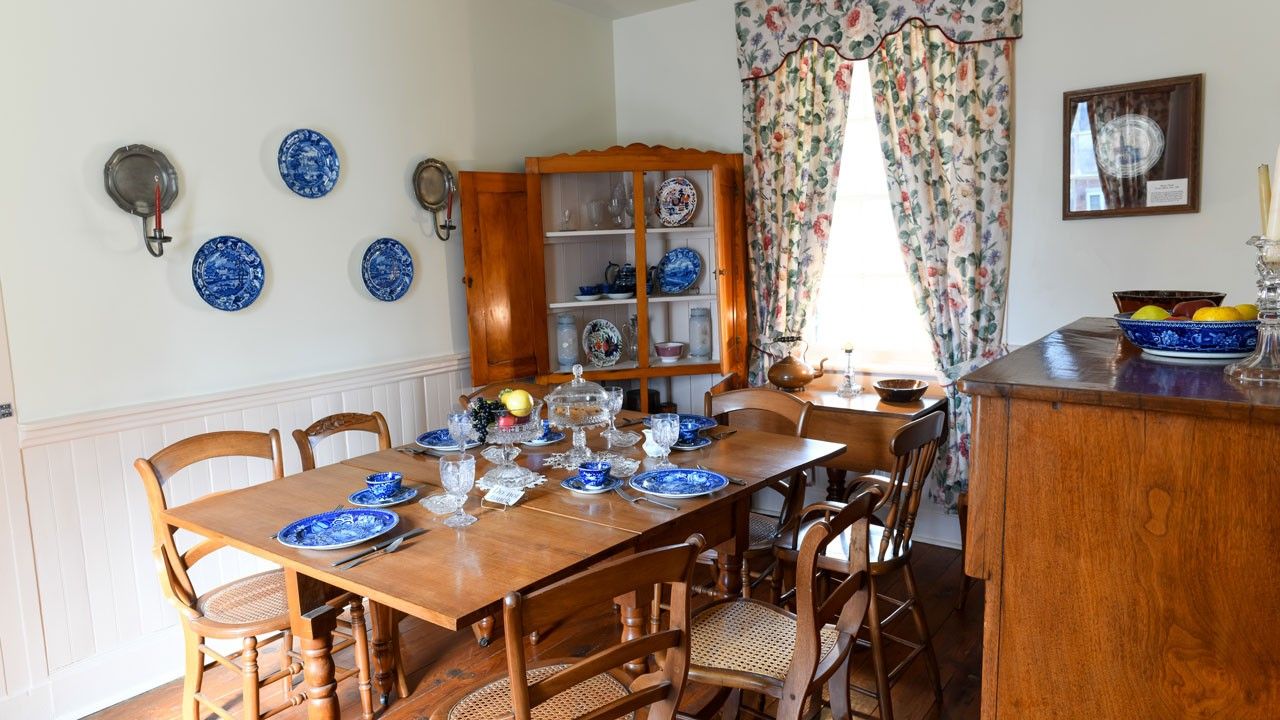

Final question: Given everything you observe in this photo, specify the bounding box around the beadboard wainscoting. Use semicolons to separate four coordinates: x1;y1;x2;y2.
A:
0;353;470;720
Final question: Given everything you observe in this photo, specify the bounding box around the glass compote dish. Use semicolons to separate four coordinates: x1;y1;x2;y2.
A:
438;453;477;528
545;364;610;467
480;399;545;488
648;412;680;469
602;386;641;449
1227;235;1280;383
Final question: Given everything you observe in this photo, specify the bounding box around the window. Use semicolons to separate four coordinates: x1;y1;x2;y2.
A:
808;61;936;376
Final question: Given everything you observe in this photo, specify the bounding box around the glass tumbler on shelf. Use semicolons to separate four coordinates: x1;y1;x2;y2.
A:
438;453;477;528
1227;235;1280;383
556;314;578;370
585;200;607;229
649;413;680;469
689;307;712;360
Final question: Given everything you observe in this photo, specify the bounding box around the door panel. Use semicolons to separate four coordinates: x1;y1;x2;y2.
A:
459;172;544;385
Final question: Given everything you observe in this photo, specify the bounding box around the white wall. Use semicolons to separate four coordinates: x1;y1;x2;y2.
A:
0;0;617;423
613;0;1280;347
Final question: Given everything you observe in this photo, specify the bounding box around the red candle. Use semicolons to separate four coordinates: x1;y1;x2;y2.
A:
153;178;163;231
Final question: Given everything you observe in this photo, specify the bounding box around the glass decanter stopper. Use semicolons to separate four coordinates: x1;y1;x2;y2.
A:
1227;236;1280;383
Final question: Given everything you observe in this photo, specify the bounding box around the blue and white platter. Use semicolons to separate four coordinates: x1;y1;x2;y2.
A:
561;475;624;495
657;247;702;294
1113;313;1258;359
416;428;481;450
276;508;399;550
629;468;728;499
278;128;339;198
524;430;566;447
348;486;419;508
657;177;698;227
192;236;265;311
582;319;623;367
643;414;718;431
672;436;712;452
362;237;414;302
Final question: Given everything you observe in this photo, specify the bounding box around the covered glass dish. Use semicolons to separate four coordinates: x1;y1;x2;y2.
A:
545;364;610;464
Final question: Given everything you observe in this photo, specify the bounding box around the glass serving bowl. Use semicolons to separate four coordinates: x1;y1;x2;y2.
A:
545;364;610;466
479;399;545;488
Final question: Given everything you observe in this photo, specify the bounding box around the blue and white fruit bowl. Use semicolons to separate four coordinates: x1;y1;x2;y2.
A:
1113;312;1259;360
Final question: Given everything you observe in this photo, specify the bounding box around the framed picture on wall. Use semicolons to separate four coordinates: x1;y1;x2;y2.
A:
1062;74;1203;220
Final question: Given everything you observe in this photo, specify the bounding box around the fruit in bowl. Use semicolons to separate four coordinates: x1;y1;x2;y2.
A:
498;388;535;418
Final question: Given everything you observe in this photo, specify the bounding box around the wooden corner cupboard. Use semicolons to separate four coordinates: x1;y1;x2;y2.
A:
959;317;1280;719
459;144;748;412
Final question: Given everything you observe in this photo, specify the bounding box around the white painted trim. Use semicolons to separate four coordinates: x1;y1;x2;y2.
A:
18;353;470;448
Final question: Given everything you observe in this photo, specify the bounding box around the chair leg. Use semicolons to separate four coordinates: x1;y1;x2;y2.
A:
182;628;204;720
278;629;294;702
241;636;260;720
825;650;853;720
471;616;495;647
722;687;742;720
348;601;374;720
865;576;894;720
904;561;944;708
956;491;974;611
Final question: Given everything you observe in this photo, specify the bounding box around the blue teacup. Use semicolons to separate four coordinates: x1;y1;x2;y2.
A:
578;284;602;295
365;471;403;499
539;418;553;440
678;419;702;445
578;461;611;488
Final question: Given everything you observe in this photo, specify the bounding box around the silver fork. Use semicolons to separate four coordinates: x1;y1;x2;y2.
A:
613;486;678;511
270;504;343;540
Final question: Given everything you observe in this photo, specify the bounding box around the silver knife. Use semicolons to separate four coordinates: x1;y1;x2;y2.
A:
329;527;426;567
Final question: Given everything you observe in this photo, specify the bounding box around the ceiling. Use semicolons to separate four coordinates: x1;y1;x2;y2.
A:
551;0;696;20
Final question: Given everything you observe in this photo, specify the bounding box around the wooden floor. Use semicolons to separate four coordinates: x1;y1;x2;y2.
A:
91;543;981;720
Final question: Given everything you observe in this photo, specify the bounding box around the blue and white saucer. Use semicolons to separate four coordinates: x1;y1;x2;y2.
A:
348;486;419;508
629;468;727;499
275;508;398;550
672;436;712;452
561;476;624;495
524;431;566;447
416;428;481;451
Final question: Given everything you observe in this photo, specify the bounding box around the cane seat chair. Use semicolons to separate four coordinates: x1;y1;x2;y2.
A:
773;410;948;720
135;429;374;720
292;410;410;704
430;535;704;720
681;489;882;719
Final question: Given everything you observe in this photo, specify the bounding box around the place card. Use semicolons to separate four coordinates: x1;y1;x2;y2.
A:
482;486;525;508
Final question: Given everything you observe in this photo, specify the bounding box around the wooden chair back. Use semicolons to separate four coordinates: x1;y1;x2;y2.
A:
784;487;882;704
292;411;391;471
502;535;705;720
861;410;946;563
133;430;284;613
704;386;811;437
459;380;552;409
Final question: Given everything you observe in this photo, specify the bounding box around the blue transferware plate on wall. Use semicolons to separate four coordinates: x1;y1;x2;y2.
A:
1113;313;1258;359
643;414;718;431
278;128;339;198
362;238;414;302
276;508;399;550
658;247;701;294
192;236;265;311
348;486;419;508
629;467;728;499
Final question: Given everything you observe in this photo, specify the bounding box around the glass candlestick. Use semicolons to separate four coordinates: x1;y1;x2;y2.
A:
836;347;861;398
1227;236;1280;383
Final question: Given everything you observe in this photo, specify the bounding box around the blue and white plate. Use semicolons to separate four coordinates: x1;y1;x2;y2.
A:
560;475;624;495
672;436;712;452
416;428;481;450
657;247;702;294
192;236;265;311
657;177;698;227
278;129;339;198
362;237;414;302
643;414;718;431
1095;114;1165;179
629;468;728;499
348;486;419;508
524;430;566;447
276;508;399;550
582;319;623;367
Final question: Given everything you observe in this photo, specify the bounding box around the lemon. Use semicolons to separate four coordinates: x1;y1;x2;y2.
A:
1131;305;1170;320
1192;306;1243;322
502;389;534;417
1235;303;1259;320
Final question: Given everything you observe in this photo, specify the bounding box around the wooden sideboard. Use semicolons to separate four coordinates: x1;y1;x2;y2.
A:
959;317;1280;718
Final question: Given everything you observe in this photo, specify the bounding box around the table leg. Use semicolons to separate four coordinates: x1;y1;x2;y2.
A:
616;585;654;676
714;498;750;599
825;467;848;502
369;601;396;706
285;570;341;720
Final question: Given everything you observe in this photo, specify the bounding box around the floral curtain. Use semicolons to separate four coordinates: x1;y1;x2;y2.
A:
870;22;1014;506
742;43;854;384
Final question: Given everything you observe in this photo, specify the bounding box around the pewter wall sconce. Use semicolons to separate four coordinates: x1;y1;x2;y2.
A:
104;144;177;257
413;157;457;241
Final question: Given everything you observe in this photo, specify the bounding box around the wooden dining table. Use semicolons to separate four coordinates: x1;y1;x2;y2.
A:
160;412;845;719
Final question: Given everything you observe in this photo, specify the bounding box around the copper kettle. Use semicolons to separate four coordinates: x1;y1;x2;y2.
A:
766;335;827;392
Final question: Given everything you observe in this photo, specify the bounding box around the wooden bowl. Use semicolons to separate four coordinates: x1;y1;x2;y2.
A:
1111;290;1226;314
873;378;929;404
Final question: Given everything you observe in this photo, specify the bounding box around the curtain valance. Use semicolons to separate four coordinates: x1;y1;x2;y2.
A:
736;0;1022;78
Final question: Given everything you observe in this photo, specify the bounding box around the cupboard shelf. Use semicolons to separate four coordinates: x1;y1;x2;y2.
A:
543;225;714;244
548;294;717;310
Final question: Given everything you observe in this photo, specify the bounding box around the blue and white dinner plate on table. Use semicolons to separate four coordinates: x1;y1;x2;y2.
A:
657;247;702;294
192;236;265;311
416;428;481;451
672;436;712;452
629;468;728;499
643;414;717;431
657;177;698;227
560;475;624;495
524;430;565;447
362;237;414;302
348;486;419;508
276;508;399;550
278;128;339;198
